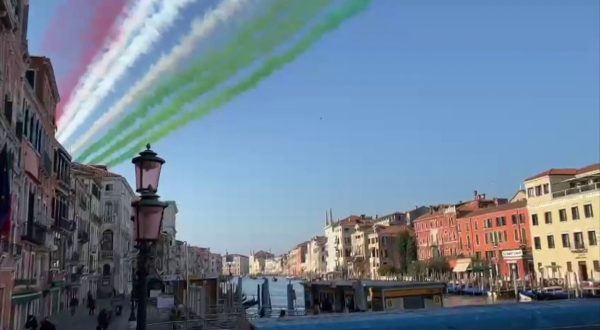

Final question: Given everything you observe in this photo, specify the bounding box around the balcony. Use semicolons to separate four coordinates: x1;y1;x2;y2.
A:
1;240;22;257
100;250;114;259
55;217;76;232
14;278;36;287
552;183;600;198
21;222;47;245
78;230;90;243
41;151;52;177
0;0;19;30
571;246;587;254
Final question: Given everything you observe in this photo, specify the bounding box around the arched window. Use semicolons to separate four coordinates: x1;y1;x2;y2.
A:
103;264;111;276
101;230;113;251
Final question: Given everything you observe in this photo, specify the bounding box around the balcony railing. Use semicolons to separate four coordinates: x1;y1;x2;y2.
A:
571;246;587;253
552;183;600;198
14;278;36;287
56;217;76;232
21;222;47;245
100;250;114;259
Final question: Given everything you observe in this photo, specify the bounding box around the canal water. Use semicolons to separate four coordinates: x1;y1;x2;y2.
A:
240;277;512;311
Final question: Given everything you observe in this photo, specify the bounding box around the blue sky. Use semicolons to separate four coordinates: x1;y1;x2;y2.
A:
28;0;599;255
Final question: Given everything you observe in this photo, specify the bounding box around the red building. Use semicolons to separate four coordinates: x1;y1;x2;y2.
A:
456;199;533;280
414;193;505;262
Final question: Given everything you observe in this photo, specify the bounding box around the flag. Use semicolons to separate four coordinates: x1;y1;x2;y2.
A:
0;145;11;235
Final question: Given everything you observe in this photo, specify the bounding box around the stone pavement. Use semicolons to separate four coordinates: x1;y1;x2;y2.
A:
49;299;133;329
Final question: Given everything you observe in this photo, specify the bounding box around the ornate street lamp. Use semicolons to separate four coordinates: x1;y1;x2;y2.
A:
132;144;165;194
132;144;167;330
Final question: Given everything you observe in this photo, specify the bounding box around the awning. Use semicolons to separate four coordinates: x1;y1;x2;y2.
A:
12;291;42;304
453;258;471;273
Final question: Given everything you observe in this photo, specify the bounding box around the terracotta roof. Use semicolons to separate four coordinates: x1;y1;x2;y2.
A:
525;168;577;181
339;215;373;226
72;162;121;178
458;200;527;218
577;163;600;175
378;225;410;236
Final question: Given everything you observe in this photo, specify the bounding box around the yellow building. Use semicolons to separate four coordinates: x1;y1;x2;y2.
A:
524;164;600;285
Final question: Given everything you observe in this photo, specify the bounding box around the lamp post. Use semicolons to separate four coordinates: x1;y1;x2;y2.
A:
132;144;167;330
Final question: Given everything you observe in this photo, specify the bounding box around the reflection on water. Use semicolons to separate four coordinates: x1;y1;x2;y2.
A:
240;277;516;311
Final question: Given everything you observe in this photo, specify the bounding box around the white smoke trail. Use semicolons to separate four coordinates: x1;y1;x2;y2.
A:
58;0;197;145
69;0;250;155
57;0;158;135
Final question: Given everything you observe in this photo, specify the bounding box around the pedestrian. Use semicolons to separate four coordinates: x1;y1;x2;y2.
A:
88;297;96;315
69;296;78;316
97;309;110;330
39;317;56;330
24;315;38;330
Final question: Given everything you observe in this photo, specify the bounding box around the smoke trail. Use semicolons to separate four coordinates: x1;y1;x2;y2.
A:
77;0;303;162
104;0;372;167
57;0;197;144
57;0;158;128
69;0;250;156
84;0;328;164
53;0;128;120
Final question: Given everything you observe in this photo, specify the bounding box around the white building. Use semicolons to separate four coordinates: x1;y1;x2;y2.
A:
325;213;373;274
95;167;136;297
305;237;327;277
222;254;249;276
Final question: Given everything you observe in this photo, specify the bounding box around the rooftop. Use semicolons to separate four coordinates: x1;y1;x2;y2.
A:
459;200;527;218
524;163;599;181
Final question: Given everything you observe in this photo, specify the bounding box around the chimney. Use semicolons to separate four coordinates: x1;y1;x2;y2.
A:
360;214;366;219
474;190;478;198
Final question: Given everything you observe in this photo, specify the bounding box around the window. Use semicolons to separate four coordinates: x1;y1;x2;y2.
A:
574;232;585;249
511;215;517;225
521;228;527;244
544;212;552;224
514;229;519;241
566;261;572;272
559;209;567;222
532;214;539;226
535;185;542;196
561;233;570;248
105;184;113;191
485;233;489;244
474;222;478;230
547;235;555;249
500;216;506;226
503;231;507;242
594;260;600;272
588;231;597;246
584;204;594;218
475;234;479;245
543;183;549;194
571;206;580;220
534;237;541;250
527;187;534;197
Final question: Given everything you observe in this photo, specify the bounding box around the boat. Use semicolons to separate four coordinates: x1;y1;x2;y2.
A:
519;286;570;300
460;287;488;296
518;292;533;302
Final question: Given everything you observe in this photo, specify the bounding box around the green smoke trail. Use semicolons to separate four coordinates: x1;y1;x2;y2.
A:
105;0;372;167
86;0;331;164
78;0;318;163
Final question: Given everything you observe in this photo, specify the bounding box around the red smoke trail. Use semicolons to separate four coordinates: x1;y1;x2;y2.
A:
54;0;128;121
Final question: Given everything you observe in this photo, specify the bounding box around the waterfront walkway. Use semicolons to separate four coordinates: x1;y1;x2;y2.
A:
50;299;133;329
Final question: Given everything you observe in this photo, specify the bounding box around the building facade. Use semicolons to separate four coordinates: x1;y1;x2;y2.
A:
97;169;135;297
222;254;249;276
249;250;275;275
524;164;600;284
414;195;505;262
456;200;533;280
71;163;103;302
